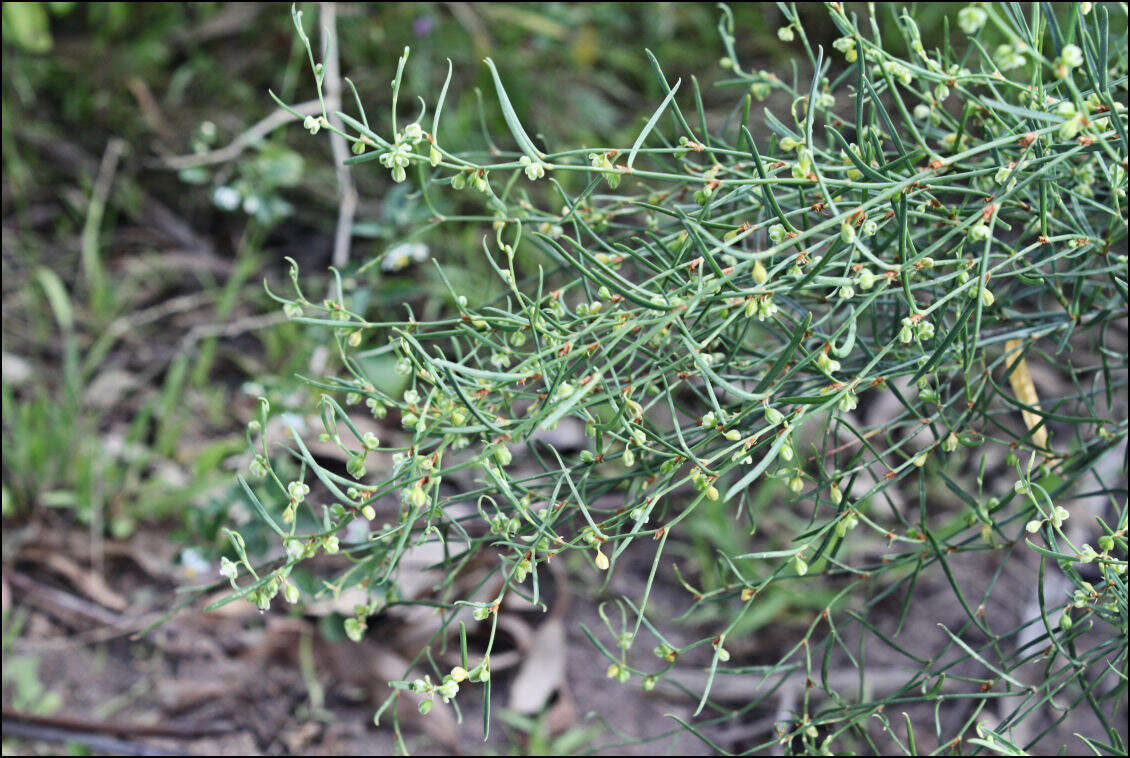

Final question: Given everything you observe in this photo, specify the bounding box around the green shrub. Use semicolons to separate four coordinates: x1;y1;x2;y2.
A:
216;3;1127;753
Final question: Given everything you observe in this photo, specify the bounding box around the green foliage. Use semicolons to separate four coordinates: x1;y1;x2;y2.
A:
0;2;73;53
223;2;1127;754
1;610;62;716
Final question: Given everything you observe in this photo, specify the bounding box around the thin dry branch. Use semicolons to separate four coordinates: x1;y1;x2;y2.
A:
320;1;358;268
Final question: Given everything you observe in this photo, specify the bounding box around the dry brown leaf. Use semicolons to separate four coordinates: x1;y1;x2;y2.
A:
18;548;128;611
83;367;141;410
507;617;566;714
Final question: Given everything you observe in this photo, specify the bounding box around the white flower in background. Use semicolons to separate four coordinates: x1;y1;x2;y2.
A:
382;242;430;272
212;185;241;211
242;194;262;215
180;547;211;578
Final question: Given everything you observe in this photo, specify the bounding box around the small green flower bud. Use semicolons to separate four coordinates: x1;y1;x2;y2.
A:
438;679;459;701
832;37;855;57
347;454;367;479
493;445;512;467
344;616;365;642
220;556;238;582
958;5;987;35
287;481;310;503
817;351;841;375
753;259;770;284
1059;44;1083;69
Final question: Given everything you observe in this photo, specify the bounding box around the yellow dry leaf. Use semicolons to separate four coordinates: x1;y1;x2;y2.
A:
1004;339;1048;452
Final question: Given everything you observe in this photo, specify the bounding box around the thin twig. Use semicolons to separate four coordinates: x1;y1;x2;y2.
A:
0;720;180;757
156;99;322;171
320;2;358;268
179;312;287;348
2;706;234;739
